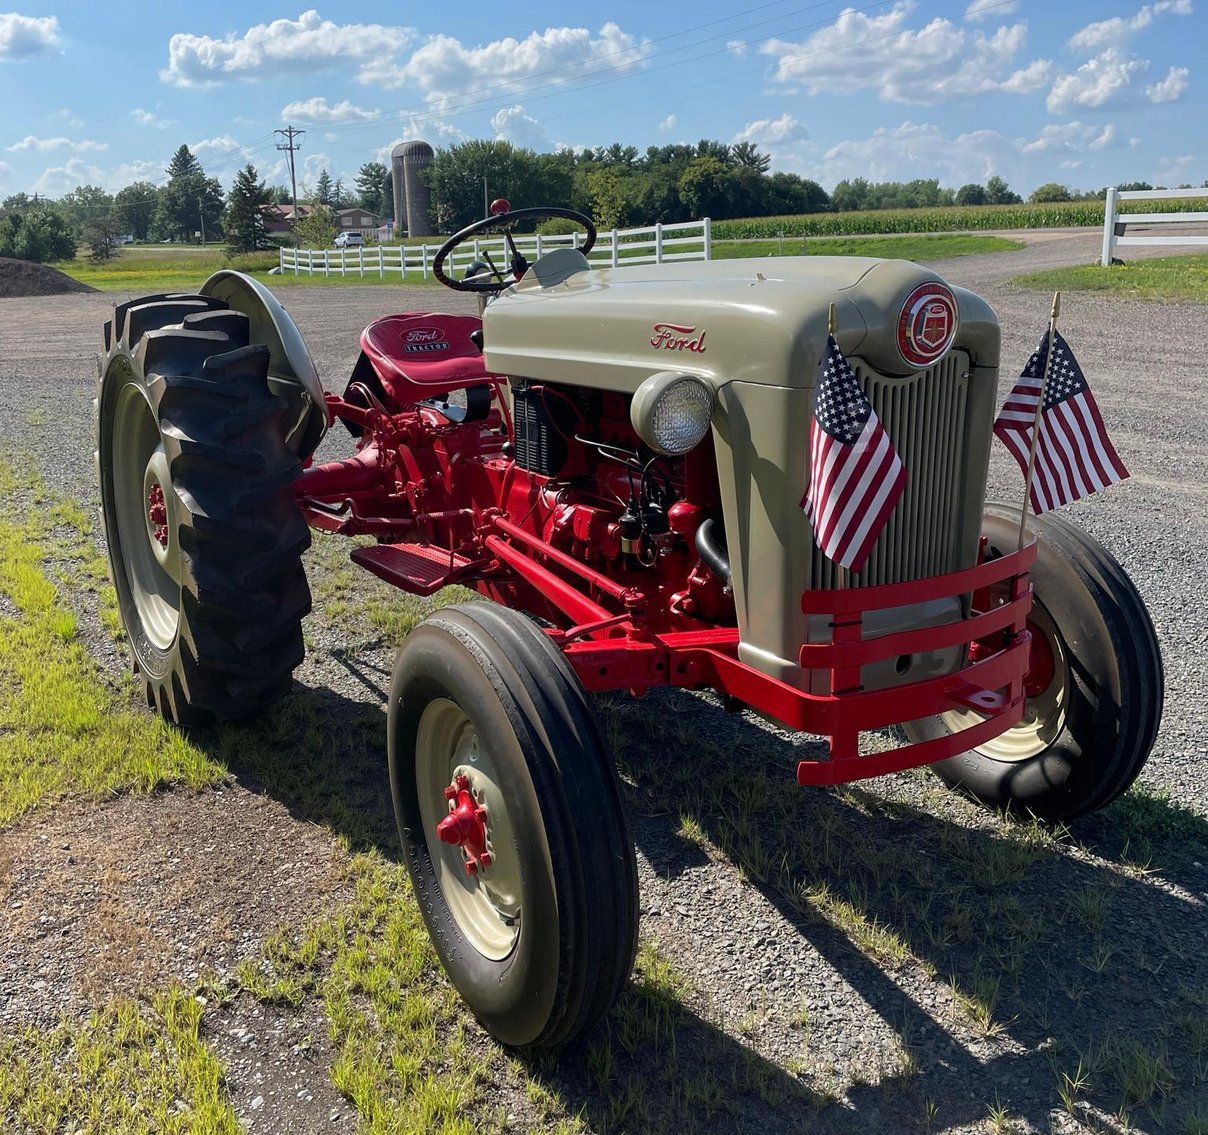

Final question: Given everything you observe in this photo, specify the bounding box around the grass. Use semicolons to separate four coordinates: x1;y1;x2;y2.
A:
54;230;1025;293
711;233;1024;260
0;457;224;827
1016;253;1208;302
0;989;241;1133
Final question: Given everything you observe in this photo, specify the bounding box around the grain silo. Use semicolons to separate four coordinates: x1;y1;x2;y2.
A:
390;140;435;237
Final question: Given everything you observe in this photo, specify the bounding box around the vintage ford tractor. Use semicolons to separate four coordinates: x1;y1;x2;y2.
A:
96;203;1162;1049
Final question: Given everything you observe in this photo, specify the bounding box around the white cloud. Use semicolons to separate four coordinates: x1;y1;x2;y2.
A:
1147;65;1189;102
161;10;415;87
1068;0;1192;52
658;114;677;132
131;108;171;129
1021;121;1120;154
0;12;59;60
491;105;550;150
191;135;244;157
733;114;808;146
53;109;83;128
366;22;652;106
1156;152;1197;182
0;160;9;181
281;96;381;123
6;135;108;153
727;39;747;56
1046;48;1186;111
760;4;1050;104
965;0;1019;20
374;118;467;165
31;157;106;196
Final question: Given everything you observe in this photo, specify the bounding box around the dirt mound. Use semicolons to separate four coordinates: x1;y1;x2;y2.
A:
0;256;96;298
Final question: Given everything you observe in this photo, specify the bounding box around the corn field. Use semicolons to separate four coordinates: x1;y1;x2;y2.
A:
713;198;1208;240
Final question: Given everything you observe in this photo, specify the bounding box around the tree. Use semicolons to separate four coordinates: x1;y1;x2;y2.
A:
157;145;225;242
586;168;629;229
427;140;542;231
679;156;730;219
294;204;336;248
956;182;987;206
831;177;872;212
1030;182;1072;203
113;182;159;242
85;213;123;262
313;170;334;207
356;161;388;215
985;175;1022;205
0;206;76;262
730;141;771;173
225;163;270;254
60;184;113;237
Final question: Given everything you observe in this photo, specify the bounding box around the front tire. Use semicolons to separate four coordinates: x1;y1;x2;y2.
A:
905;503;1163;822
97;294;311;724
389;603;639;1048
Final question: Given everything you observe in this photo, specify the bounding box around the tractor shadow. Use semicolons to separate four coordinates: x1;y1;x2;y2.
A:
599;686;1208;1134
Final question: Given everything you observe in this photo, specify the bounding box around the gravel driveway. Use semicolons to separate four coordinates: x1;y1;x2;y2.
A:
0;229;1204;1134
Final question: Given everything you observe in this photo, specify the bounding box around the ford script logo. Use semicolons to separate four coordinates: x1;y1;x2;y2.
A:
896;283;958;367
650;323;707;353
405;327;444;344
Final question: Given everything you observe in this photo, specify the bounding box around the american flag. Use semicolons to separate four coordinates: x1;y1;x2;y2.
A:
802;335;906;573
994;330;1129;514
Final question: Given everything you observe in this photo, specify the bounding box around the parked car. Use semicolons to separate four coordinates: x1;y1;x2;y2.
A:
335;231;364;248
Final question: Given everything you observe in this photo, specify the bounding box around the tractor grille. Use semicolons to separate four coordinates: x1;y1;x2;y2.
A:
808;350;972;589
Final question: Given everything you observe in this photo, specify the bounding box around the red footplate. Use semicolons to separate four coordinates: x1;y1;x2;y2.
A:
351;543;471;596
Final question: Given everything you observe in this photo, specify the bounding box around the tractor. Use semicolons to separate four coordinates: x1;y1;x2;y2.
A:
96;201;1162;1049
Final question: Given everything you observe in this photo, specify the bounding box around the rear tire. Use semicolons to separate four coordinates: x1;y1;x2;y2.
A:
905;503;1163;822
97;294;311;724
389;602;639;1048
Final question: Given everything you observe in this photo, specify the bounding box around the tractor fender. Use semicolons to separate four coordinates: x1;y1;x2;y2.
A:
199;270;328;460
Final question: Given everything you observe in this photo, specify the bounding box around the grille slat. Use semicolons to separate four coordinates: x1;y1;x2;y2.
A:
809;352;972;588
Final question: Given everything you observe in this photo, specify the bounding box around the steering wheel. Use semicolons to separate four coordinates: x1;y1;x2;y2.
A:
431;200;597;293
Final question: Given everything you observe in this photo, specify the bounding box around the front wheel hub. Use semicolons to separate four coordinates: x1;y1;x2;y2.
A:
147;483;169;549
437;773;493;875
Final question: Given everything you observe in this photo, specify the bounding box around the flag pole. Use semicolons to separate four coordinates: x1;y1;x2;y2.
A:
1017;291;1061;550
828;301;851;592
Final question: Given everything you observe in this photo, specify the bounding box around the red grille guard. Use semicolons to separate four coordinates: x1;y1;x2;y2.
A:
537;539;1037;788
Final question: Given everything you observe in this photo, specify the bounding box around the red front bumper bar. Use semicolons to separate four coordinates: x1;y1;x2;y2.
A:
545;542;1037;788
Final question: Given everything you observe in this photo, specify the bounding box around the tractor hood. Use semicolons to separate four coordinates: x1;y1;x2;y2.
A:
482;252;998;392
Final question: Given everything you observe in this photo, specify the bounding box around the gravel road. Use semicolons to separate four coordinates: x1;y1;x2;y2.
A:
1;229;1205;1134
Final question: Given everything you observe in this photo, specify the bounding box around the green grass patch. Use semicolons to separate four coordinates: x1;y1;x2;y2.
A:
0;989;241;1133
713;234;1024;260
1015;254;1208;301
0;458;223;827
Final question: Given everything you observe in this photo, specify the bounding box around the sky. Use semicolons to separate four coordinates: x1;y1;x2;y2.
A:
0;0;1202;202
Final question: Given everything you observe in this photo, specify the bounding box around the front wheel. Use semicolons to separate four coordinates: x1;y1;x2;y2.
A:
905;503;1163;822
388;603;638;1048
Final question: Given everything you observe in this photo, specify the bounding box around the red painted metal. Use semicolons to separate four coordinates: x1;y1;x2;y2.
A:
437;774;493;876
303;304;1041;791
1024;615;1057;698
146;483;168;548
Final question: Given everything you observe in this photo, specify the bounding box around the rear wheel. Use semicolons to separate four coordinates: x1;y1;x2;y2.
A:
905;503;1163;822
97;294;311;724
389;602;639;1048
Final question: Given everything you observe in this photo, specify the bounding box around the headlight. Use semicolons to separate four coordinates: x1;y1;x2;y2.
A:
630;372;714;456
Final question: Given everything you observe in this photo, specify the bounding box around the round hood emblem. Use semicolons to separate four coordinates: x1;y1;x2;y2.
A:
897;282;959;368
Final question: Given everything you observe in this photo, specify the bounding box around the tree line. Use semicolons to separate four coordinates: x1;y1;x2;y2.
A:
3;136;1203;264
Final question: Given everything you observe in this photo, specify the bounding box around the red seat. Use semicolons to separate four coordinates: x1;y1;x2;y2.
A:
360;313;497;402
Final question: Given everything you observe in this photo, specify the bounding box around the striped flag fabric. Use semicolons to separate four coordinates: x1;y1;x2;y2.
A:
994;330;1129;514
802;335;907;573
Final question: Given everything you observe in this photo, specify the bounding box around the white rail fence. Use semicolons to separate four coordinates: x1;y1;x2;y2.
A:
1101;187;1208;266
278;218;712;279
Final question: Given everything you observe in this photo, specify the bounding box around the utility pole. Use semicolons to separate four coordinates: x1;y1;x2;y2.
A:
275;125;305;248
197;197;206;245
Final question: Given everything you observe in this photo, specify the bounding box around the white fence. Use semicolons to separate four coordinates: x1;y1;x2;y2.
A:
278;218;712;279
1101;187;1208;266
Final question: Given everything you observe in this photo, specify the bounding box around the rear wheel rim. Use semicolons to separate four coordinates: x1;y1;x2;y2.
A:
941;600;1068;762
111;382;181;650
416;698;522;960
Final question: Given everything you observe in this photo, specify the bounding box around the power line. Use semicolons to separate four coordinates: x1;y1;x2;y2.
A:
275;126;305;248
